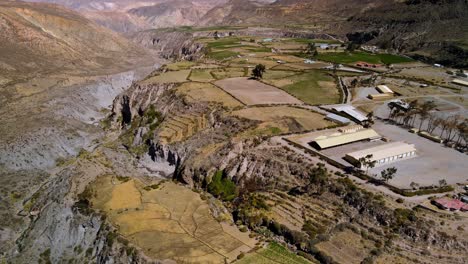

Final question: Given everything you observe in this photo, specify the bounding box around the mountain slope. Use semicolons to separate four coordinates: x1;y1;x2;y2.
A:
0;0;150;83
200;0;468;66
25;0;229;32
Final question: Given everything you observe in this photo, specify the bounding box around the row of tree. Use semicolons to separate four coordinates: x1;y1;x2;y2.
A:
387;100;468;148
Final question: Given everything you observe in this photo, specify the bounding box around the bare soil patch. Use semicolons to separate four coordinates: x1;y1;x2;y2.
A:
215;77;303;105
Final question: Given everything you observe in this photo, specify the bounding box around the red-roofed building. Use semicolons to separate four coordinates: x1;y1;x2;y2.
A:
433;198;468;211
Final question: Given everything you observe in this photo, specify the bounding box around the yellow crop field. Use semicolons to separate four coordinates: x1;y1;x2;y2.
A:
142;69;190;84
90;176;256;263
189;69;215;82
211;67;246;79
105;179;141;211
166;61;196;70
176;82;243;108
232;106;333;133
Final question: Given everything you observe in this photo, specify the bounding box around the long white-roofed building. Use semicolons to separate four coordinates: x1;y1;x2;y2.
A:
376;85;394;94
310;128;381;150
345;142;417;169
331;105;368;123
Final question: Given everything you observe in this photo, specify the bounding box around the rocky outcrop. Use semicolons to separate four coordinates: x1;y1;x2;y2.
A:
129;30;205;60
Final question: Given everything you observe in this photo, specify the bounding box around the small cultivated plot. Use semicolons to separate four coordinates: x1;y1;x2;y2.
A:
262;70;299;80
215;77;303;105
315;229;375;264
166;61;196;71
89;176;256;263
211;67;247;79
141;69;190;84
208;50;240;61
265;70;340;105
204;37;243;49
230;57;279;69
268;55;304;63
189;69;215;82
176;82;243;108
236;242;312;264
316;51;413;65
232;106;334;135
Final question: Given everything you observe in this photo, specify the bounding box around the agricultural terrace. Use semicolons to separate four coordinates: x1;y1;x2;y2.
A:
232;106;335;136
143;36;422;141
90;176;256;263
236;242;312;264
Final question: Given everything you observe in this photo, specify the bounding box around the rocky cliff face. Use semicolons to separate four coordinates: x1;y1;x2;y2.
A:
129;29;206;60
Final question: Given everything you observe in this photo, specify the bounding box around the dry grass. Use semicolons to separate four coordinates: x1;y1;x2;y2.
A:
91;177;255;263
176;82;243;108
211;67;246;79
316;229;374;264
142;70;190;84
105;179;141;211
189;69;215;82
215;77;303;105
444;96;468;108
166;61;196;71
232;106;333;136
231;57;279;69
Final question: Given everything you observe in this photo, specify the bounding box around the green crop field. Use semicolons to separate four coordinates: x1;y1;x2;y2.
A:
207;50;240;60
316;51;413;65
268;70;340;105
237;242;312;264
206;37;242;49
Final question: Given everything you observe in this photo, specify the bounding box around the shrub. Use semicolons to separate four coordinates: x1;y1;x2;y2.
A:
207;170;238;201
396;198;404;203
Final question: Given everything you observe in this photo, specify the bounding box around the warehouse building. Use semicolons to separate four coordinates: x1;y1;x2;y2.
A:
376;85;394;94
309;128;381;150
325;113;351;125
332;105;368;123
452;79;468;87
345;142;416;169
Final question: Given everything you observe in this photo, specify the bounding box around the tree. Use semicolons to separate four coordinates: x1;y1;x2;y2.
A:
410;182;419;190
358;154;376;174
346;42;360;52
363;112;374;128
417;100;436;130
438;179;447;187
252;64;266;79
381;167;397;183
306;43;318;57
213;31;219;40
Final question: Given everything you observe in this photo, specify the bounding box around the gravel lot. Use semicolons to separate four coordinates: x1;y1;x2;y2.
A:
369;121;468;188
